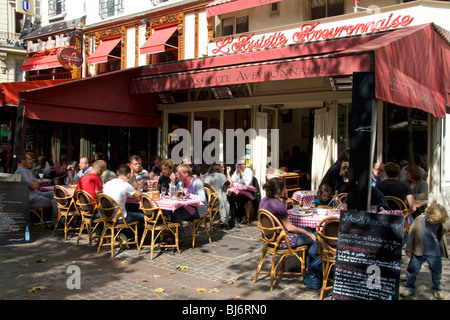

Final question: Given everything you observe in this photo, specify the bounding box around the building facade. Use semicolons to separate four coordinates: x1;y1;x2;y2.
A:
14;0;450;209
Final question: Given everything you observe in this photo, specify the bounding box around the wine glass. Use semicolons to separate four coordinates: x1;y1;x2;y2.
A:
38;173;44;182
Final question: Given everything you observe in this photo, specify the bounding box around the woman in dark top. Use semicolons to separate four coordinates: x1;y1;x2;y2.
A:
259;178;318;268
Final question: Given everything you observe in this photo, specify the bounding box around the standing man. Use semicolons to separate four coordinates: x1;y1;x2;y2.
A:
77;160;107;203
129;155;149;190
371;162;385;187
15;153;58;222
103;164;144;223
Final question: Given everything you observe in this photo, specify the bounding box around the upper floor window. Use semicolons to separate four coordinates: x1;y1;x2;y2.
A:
48;0;65;16
222;16;249;36
311;0;344;20
99;0;124;19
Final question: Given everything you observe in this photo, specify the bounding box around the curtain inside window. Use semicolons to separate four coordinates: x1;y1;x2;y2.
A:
311;104;337;190
254;111;268;197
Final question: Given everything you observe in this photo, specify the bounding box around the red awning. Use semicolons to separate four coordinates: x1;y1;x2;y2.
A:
20;68;161;128
87;38;121;64
21;48;63;71
1;79;73;106
140;26;178;55
206;0;282;17
132;23;450;118
132;54;371;93
340;23;450;118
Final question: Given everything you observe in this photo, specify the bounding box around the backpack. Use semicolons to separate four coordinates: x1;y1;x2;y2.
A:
304;257;323;290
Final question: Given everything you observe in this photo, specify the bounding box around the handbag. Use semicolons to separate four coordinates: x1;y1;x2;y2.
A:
304;257;323;290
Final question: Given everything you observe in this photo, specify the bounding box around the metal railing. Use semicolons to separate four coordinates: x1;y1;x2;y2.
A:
0;32;25;49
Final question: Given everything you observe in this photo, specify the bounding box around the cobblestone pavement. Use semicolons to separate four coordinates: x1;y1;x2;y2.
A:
1;221;449;302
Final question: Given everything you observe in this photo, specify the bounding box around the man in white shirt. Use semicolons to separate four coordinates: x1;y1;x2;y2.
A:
231;159;253;186
230;159;254;224
102;164;144;223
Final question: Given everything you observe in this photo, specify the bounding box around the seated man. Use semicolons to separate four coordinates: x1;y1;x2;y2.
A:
15;153;58;223
149;156;162;178
230;159;254;224
67;157;92;183
77;160;107;203
376;162;417;212
102;164;144;223
129;155;149;190
231;159;253;186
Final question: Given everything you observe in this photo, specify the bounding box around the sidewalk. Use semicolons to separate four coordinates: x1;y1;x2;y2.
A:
0;221;449;301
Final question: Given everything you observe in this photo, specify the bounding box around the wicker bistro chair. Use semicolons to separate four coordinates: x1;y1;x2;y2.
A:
316;216;340;300
138;194;180;259
180;188;212;248
96;193;139;258
203;182;221;231
52;185;80;240
253;209;308;291
29;207;46;232
385;196;410;236
338;193;348;204
75;190;103;247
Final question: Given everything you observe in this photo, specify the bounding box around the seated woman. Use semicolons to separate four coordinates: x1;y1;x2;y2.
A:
314;184;333;207
403;164;429;200
170;164;207;224
259;178;318;268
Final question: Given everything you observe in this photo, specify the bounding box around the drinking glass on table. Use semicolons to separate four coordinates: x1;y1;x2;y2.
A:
38;173;44;182
161;187;167;197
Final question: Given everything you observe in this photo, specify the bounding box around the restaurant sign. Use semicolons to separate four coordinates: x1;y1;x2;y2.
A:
57;47;83;70
211;12;414;55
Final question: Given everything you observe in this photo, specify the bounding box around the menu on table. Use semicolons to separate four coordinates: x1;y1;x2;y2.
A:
0;182;32;245
332;210;403;300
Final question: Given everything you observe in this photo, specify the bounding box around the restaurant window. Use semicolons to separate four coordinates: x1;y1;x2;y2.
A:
168;112;191;163
194;111;220;173
223;108;252;166
99;0;124;19
311;0;344;20
48;0;65;16
382;104;428;166
221;15;249;36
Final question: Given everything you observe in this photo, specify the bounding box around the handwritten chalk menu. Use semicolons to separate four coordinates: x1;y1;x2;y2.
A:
332;210;403;300
0;181;31;245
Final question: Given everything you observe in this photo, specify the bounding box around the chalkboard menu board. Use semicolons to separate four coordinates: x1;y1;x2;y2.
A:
0;181;31;245
332;210;403;300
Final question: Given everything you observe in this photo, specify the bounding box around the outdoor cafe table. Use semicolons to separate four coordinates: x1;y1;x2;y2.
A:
40;185;75;196
287;208;334;229
291;190;316;207
155;196;205;213
227;185;257;223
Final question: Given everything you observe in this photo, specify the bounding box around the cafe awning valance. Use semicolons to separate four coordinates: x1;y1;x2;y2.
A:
140;26;178;55
206;0;283;17
131;23;450;118
21;48;63;71
87;38;121;64
20;67;161;128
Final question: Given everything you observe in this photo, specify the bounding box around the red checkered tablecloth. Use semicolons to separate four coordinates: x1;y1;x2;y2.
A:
227;185;256;200
155;197;205;214
287;209;330;229
292;191;316;207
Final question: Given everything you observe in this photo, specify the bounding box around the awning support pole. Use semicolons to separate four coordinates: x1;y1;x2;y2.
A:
348;71;377;211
